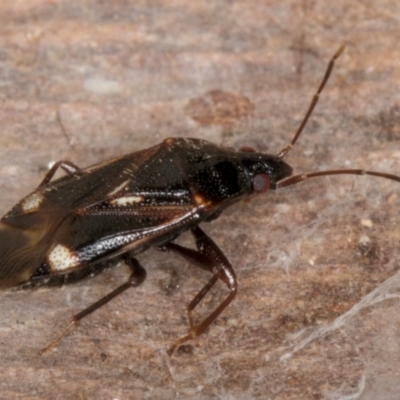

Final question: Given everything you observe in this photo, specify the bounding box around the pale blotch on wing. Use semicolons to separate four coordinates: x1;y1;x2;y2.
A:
110;196;143;206
21;192;44;212
48;244;80;271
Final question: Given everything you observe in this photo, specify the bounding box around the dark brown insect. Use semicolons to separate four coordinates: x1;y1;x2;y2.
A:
1;45;399;355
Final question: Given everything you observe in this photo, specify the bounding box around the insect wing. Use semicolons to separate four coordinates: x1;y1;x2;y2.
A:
0;142;201;288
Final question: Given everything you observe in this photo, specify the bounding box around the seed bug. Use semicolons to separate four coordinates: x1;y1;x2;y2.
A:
1;45;399;355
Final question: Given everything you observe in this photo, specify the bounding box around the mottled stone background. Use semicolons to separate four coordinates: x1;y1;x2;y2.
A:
0;1;400;399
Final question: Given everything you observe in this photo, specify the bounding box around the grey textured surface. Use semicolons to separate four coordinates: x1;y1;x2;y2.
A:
1;1;400;399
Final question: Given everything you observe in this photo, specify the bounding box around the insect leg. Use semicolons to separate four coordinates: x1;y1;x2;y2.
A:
160;226;237;355
38;160;81;187
38;257;146;355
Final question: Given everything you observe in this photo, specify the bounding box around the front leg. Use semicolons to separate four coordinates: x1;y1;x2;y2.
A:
161;225;238;354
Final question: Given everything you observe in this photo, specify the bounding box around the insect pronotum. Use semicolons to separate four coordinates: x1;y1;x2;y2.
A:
1;45;399;355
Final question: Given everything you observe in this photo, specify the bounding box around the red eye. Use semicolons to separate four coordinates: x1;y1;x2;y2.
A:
252;173;270;193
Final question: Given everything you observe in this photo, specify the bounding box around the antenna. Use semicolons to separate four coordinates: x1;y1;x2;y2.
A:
276;45;345;159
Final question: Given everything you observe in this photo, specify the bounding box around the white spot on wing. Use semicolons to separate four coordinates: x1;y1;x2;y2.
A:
48;244;79;271
21;193;44;212
110;196;143;206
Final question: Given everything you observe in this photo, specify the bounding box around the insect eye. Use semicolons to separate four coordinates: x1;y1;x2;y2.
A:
252;173;270;193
